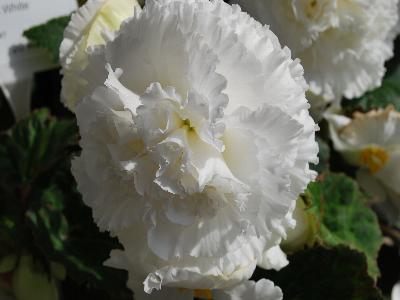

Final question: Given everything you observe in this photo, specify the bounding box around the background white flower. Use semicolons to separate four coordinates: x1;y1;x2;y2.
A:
326;106;400;226
233;0;399;112
60;0;141;111
70;0;318;294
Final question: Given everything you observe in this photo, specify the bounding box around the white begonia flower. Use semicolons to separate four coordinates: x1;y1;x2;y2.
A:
71;0;318;294
233;0;399;111
127;278;282;300
59;0;141;111
326;106;400;225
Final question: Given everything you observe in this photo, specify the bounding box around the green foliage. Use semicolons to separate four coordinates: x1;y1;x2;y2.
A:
23;16;71;64
0;109;77;253
343;68;400;113
304;173;383;279
259;246;383;300
26;178;130;298
0;109;77;183
0;110;131;299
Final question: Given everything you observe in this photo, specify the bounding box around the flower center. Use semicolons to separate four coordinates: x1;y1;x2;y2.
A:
360;146;389;174
181;118;195;132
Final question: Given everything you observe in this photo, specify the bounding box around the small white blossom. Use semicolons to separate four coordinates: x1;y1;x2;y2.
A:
326;106;400;225
234;0;399;113
70;0;318;293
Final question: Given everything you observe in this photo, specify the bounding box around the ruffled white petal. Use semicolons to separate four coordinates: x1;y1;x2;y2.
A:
60;0;140;111
105;231;259;293
213;279;283;300
326;106;400;162
257;245;288;271
125;279;282;300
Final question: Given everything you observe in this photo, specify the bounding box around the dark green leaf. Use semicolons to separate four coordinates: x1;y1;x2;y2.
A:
304;173;383;279
26;166;131;298
255;246;383;300
23;16;71;64
0;110;130;297
0;108;78;185
0;109;77;252
28;199;131;297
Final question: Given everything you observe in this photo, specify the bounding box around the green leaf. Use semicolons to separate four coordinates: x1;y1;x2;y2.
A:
27;183;130;299
0;108;78;184
311;137;330;174
257;246;383;300
23;16;71;64
304;173;383;279
0;110;131;298
27;186;69;252
26;168;131;298
27;184;101;280
343;68;400;113
0;109;78;252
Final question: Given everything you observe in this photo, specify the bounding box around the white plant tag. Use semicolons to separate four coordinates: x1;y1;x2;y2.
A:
0;0;77;119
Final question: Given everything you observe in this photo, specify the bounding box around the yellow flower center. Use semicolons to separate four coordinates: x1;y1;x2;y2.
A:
194;289;213;299
181;119;195;132
360;146;389;174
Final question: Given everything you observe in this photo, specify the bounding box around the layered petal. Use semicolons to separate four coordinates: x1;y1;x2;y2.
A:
129;279;282;300
60;0;141;110
213;279;283;300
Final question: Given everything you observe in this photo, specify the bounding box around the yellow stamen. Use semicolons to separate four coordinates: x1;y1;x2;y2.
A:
360;147;389;174
194;289;213;299
182;119;195;132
